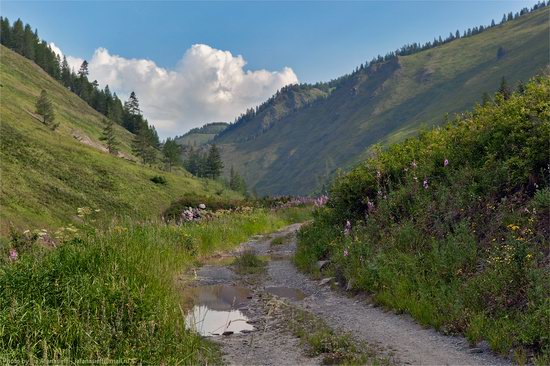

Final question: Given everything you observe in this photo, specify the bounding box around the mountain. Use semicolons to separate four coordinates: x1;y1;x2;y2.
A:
214;6;550;195
0;45;240;232
175;122;228;147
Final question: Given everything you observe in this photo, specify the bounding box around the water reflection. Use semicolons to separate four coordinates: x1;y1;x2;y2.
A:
184;285;255;336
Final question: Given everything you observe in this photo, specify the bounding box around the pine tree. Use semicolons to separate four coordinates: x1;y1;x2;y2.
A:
0;17;11;47
205;144;224;179
35;89;56;129
132;126;156;165
229;166;247;194
99;118;118;155
162;138;181;172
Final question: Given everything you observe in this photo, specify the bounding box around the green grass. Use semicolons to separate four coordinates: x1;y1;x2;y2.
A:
295;76;550;362
215;7;549;195
0;45;241;233
232;249;266;274
0;208;303;363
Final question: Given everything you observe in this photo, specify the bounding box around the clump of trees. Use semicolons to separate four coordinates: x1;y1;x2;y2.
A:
183;144;224;179
35;89;58;130
0;17;160;143
229;166;248;195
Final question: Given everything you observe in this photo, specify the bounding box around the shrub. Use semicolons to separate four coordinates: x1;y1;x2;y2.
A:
150;175;168;185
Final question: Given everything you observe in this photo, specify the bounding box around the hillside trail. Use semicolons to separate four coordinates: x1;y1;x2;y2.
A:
184;223;510;366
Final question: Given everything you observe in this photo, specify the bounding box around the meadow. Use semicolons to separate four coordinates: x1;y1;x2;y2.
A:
0;207;310;364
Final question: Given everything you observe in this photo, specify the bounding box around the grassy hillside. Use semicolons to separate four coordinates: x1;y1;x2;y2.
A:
296;75;550;363
216;7;549;195
0;45;240;232
175;122;228;146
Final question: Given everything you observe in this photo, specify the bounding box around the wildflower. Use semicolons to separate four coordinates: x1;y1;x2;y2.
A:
377;190;382;197
403;167;408;173
367;199;375;213
423;178;429;189
376;170;381;179
344;220;352;236
444;158;449;167
343;249;349;257
9;249;18;262
411;160;417;169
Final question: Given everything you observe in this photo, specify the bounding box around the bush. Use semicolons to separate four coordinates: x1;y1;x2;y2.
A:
150;175;168;185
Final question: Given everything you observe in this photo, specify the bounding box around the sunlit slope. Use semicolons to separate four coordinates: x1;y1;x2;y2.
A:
0;46;240;231
216;8;550;195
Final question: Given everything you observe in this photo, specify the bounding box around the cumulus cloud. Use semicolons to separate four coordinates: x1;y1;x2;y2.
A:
51;43;298;137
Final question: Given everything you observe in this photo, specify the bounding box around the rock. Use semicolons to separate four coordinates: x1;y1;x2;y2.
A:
319;277;333;286
316;260;330;271
222;331;234;336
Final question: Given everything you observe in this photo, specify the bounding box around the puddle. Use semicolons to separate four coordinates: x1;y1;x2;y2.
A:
184;285;255;336
265;286;306;301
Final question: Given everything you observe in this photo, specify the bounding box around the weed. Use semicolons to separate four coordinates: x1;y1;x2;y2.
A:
232;250;266;274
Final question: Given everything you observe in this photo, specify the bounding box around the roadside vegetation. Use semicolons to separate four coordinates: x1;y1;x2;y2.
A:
0;205;311;363
296;75;550;363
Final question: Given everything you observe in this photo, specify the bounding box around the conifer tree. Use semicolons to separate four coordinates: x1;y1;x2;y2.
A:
35;89;56;129
162;138;181;172
132;126;156;165
99;118;118;155
205;144;224;179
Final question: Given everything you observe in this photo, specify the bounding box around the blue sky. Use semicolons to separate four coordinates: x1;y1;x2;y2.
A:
2;0;537;83
1;0;540;136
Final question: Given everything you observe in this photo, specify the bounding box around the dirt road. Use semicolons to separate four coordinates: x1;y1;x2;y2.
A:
185;224;510;365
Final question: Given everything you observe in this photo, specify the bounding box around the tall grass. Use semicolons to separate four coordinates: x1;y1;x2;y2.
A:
0;209;303;363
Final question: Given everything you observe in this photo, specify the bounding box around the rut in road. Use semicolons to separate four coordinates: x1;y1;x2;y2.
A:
186;223;510;366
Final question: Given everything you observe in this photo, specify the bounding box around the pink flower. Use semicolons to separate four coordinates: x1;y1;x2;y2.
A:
9;249;18;262
343;249;349;257
444;158;449;167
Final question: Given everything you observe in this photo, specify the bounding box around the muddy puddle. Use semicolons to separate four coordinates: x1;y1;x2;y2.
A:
265;286;306;301
184;284;255;336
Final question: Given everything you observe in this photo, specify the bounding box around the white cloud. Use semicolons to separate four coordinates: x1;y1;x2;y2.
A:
51;43;298;137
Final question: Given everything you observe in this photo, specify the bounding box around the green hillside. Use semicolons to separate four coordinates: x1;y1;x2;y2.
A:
175;122;228;146
215;7;550;195
0;45;240;232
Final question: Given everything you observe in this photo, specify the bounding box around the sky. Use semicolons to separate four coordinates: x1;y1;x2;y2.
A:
1;0;539;137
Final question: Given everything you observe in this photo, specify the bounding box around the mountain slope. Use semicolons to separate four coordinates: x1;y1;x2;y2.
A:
215;7;550;195
175;122;228;146
0;45;240;232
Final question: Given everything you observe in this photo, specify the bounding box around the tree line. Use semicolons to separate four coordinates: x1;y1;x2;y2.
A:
0;17;159;146
219;1;549;139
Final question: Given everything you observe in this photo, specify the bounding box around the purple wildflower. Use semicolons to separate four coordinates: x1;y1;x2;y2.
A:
444;158;449;167
423;178;429;189
9;248;18;262
343;249;349;257
411;160;417;169
344;220;352;236
367;199;375;213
